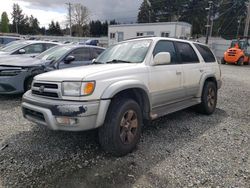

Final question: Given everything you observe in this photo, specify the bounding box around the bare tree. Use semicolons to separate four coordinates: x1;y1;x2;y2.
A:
70;3;89;37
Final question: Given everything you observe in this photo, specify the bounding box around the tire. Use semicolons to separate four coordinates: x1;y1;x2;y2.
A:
237;57;244;66
24;77;33;92
195;81;217;115
98;98;142;156
221;58;226;64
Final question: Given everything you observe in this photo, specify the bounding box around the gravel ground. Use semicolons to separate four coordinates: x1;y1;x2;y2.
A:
0;65;249;188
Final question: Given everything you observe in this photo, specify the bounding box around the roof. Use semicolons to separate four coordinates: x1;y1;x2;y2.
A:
120;36;196;45
60;44;106;50
109;22;192;28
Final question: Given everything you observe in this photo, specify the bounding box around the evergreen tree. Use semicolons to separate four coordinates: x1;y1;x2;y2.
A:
214;0;247;39
11;3;24;33
137;0;154;23
1;12;10;33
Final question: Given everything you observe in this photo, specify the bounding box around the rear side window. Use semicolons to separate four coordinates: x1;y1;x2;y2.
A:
175;42;199;63
69;48;91;61
92;48;104;58
194;44;216;63
45;43;57;50
153;40;178;63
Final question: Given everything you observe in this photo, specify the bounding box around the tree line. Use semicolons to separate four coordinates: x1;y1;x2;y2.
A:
137;0;248;39
0;3;114;37
1;1;246;39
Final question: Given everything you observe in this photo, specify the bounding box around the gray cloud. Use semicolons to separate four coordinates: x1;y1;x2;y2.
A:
19;0;143;22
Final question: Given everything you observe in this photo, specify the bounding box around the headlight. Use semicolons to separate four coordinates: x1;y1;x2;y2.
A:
0;70;22;76
62;81;95;96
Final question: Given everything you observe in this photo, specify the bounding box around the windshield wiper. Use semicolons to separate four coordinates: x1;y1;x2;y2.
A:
106;59;132;64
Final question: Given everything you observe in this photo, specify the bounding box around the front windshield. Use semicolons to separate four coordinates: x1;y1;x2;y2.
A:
95;39;152;64
0;42;27;52
36;45;72;61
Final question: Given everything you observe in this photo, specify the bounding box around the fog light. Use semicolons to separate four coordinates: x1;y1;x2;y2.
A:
56;117;78;126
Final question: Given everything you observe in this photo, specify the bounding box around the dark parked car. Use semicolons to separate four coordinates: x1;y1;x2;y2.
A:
0;36;21;47
79;39;99;46
0;45;105;94
0;40;59;58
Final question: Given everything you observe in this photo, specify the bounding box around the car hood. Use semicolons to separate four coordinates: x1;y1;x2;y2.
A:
0;55;45;67
35;63;144;82
0;51;10;56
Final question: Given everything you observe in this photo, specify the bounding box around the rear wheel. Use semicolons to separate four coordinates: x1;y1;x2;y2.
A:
195;81;217;115
237;57;244;66
98;98;142;156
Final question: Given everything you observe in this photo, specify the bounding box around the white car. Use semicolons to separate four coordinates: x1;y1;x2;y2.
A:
22;37;222;156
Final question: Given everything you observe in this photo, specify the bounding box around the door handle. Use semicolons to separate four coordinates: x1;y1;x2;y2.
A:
200;69;204;73
176;71;182;75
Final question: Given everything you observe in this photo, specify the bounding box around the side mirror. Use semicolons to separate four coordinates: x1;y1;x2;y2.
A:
18;49;26;54
154;52;171;65
64;56;75;64
92;58;96;63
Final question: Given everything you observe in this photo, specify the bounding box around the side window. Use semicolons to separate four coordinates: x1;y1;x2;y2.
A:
45;43;57;50
92;48;104;59
23;44;44;54
68;48;91;61
175;42;199;63
153;40;178;63
194;44;216;63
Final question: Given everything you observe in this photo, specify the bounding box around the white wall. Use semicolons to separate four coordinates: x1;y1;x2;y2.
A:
108;22;191;45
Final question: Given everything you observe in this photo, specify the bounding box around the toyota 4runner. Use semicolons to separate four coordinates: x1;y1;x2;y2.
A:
22;37;222;156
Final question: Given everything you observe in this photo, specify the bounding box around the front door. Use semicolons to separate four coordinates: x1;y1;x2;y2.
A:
149;40;185;108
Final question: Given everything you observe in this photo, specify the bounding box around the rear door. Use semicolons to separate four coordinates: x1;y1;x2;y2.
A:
175;41;203;98
149;40;185;108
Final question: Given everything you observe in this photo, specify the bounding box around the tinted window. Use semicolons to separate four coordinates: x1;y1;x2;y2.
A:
175;42;199;63
153;40;178;63
68;48;91;61
23;44;44;54
45;43;57;50
194;44;216;63
92;48;104;58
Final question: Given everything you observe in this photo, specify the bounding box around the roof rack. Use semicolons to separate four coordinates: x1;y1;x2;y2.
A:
124;35;156;41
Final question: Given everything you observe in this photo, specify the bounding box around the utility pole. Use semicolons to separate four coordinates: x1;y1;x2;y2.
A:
237;16;242;38
205;1;213;44
244;0;250;37
66;2;72;36
15;21;18;34
209;4;214;38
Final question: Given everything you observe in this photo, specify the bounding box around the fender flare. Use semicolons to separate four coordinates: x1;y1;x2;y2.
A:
197;73;217;97
101;80;151;100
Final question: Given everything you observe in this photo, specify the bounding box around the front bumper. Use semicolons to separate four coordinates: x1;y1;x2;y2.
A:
22;91;110;131
0;74;26;94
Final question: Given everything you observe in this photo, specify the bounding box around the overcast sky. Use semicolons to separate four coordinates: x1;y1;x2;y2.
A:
0;0;143;28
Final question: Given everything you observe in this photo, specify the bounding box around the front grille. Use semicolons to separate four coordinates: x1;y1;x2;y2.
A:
31;81;60;99
33;83;58;89
24;108;45;122
32;90;59;98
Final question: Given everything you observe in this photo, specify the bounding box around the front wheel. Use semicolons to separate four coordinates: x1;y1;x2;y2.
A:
237;57;244;66
24;77;33;92
195;81;217;115
98;98;142;156
221;58;226;64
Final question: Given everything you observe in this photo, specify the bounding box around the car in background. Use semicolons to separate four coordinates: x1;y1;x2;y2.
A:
0;45;105;94
0;36;22;47
0;40;59;58
79;39;99;46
